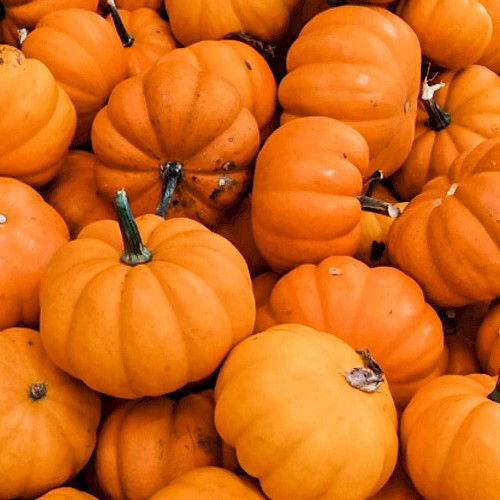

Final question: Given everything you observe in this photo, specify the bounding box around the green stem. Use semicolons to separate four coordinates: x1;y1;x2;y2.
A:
423;98;451;131
357;196;401;218
107;0;134;47
114;189;152;265
487;375;500;402
29;382;47;400
155;161;183;219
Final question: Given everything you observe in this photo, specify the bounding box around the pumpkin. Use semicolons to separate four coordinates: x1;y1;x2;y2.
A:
39;190;256;398
252;255;445;408
477;0;500;73
21;8;128;145
400;372;500;500
387;137;500;307
278;5;421;177
94;390;221;500
395;0;493;69
392;64;500;200
150;467;266;500
476;299;500;375
91;60;260;226
0;44;76;186
250;116;400;273
214;323;399;500
154;39;277;131
105;2;178;77
43;150;116;238
0;327;101;499
163;0;304;46
36;487;99;500
0;0;98;46
0;177;70;330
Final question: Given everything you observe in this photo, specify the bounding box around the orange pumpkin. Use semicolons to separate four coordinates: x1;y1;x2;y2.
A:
0;327;101;499
91;60;260;226
43;150;116;238
400;372;500;500
476;299;500;375
0;177;70;330
37;487;99;500
387;137;500;307
477;0;500;73
392;65;500;200
21;8;128;145
0;44;76;186
214;323;399;500
0;0;98;46
39;190;256;398
94;390;221;500
252;255;445;408
278;5;421;177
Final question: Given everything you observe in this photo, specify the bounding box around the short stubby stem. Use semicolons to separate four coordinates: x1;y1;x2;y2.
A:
357;195;401;218
29;382;47;400
156;161;183;218
345;349;385;393
0;214;6;224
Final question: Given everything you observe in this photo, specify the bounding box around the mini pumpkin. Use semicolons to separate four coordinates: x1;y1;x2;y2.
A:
476;299;500;376
36;487;99;500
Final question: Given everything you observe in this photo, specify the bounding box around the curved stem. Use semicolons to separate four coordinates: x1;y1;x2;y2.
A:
114;189;152;265
487;375;500;402
107;0;134;48
29;382;47;400
357;196;401;218
223;32;275;64
421;79;450;131
362;170;384;197
155;161;183;219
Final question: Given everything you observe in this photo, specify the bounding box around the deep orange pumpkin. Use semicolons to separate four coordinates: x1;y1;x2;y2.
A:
476;299;500;375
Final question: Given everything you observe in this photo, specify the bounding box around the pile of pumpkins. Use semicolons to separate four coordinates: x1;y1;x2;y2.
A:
1;0;500;499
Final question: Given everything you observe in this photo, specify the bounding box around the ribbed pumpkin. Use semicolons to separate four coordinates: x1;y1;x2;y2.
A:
0;177;70;330
37;487;99;500
214;323;399;500
392;64;500;200
0;44;76;186
94;390;221;500
39;190;256;398
476;299;500;375
21;8;128;145
0;327;101;499
278;5;421;177
91;60;260;226
387;137;500;307
252;255;445;408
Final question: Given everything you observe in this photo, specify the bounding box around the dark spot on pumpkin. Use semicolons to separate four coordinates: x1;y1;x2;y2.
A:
191;176;197;181
172;199;179;206
244;60;252;70
370;241;385;262
27;340;34;346
196;428;215;453
228;136;234;142
0;57;4;65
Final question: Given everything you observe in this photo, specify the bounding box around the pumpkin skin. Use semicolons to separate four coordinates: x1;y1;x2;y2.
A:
163;0;303;46
39;210;256;399
395;0;493;69
150;467;266;500
44;150;116;238
476;299;500;375
252;255;445;408
0;0;98;46
392;65;500;200
214;323;399;500
0;177;70;330
400;373;500;500
0;327;101;500
278;5;421;177
36;487;99;500
21;8;128;145
387;138;500;307
477;0;500;73
94;391;221;500
105;6;178;77
251;116;372;273
91;60;260;226
0;44;76;186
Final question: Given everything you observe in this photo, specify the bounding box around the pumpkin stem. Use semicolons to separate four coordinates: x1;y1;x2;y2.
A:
29;382;47;400
362;170;384;197
487;375;500;402
114;189;152;265
156;161;183;219
357;195;401;218
421;76;450;131
0;214;6;224
107;0;134;48
223;31;275;64
345;349;385;393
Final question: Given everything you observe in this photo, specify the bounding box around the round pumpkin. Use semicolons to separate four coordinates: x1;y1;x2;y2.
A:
387;137;500;307
278;5;421;177
91;59;260;226
476;299;500;376
0;177;70;330
36;487;99;500
392;64;500;200
214;323;399;500
252;255;445;408
0;327;101;499
39;190;256;398
21;8;128;145
400;372;500;500
0;44;76;186
94;390;221;500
